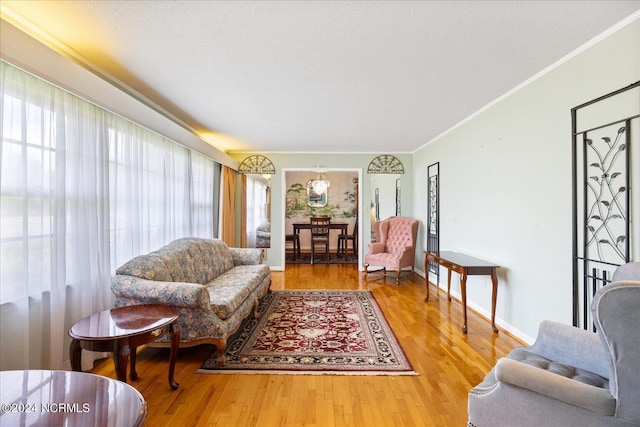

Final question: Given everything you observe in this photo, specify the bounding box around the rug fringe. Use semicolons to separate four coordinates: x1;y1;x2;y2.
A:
197;369;419;376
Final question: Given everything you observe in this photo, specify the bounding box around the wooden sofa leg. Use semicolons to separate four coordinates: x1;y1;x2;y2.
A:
215;340;227;367
253;299;261;318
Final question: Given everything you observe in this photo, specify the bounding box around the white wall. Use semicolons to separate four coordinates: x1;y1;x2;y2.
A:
412;18;640;342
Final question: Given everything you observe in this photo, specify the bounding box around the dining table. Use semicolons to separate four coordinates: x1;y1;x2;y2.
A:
291;222;349;260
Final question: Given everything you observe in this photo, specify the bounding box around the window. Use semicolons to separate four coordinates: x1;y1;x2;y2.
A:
1;63;220;303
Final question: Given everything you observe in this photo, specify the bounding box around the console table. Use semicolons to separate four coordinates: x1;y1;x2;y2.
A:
0;370;146;426
424;251;500;334
69;304;180;389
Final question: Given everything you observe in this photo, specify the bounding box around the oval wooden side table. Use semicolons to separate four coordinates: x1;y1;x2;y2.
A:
0;370;146;427
69;304;180;390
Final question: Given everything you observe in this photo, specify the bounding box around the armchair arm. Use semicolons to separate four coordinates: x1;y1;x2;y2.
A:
396;244;414;263
111;275;210;309
229;247;263;265
367;242;386;254
529;320;609;378
495;358;615;416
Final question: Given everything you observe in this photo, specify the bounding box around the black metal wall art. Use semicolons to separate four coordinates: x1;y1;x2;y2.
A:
367;155;404;174
427;162;440;281
572;81;639;330
238;155;276;175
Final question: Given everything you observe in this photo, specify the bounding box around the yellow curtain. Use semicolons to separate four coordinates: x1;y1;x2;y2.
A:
221;166;237;246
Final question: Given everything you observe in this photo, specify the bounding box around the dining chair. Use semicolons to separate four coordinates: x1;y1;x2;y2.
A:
337;218;357;258
310;216;331;264
285;232;300;258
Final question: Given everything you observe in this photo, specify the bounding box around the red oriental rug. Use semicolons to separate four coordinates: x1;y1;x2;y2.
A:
198;290;416;375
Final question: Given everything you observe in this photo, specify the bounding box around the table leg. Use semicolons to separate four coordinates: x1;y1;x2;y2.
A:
460;272;468;334
295;230;301;259
168;322;180;390
70;339;82;371
113;340;130;383
424;256;430;301
447;268;452;302
129;347;138;381
491;268;499;334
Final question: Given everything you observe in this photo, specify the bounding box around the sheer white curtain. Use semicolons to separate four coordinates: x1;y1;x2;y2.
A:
0;61;218;370
190;151;216;238
0;62;112;370
108;121;218;269
108;121;190;268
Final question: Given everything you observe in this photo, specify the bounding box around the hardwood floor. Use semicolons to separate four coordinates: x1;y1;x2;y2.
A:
90;264;524;426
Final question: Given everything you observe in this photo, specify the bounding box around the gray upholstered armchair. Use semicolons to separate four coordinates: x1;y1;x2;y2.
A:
468;262;640;427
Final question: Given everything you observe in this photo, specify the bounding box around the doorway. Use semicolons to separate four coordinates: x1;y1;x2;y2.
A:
282;168;362;268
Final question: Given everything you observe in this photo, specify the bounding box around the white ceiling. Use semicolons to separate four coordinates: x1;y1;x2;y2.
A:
3;1;639;153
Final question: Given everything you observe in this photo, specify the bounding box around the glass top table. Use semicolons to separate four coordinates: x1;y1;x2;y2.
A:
0;370;146;427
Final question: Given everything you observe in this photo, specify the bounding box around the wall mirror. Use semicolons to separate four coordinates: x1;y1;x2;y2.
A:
238;155;275;249
370;174;401;220
307;179;329;207
367;155;404;240
245;174;271;248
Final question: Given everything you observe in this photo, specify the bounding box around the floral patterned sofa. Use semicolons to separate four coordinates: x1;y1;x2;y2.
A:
111;237;271;365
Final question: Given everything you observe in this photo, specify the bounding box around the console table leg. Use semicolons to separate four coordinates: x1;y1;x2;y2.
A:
447;268;452;302
461;273;468;334
491;269;499;334
424;257;430;301
168;322;180;390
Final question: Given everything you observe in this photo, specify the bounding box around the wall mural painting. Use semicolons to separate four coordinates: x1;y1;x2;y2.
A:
286;173;358;220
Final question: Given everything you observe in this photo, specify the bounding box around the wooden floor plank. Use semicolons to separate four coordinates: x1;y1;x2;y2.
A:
89;264;523;426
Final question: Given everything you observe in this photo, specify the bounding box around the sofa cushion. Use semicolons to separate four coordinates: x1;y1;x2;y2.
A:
206;264;270;320
117;237;234;284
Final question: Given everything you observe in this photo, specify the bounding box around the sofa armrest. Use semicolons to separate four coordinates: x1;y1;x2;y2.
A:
529;320;609;378
111;275;210;309
494;358;615;416
229;247;263;265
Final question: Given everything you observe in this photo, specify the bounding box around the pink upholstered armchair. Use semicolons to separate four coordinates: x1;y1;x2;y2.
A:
364;216;419;285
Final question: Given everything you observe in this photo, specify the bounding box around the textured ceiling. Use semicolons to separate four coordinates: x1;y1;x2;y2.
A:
2;1;639;153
